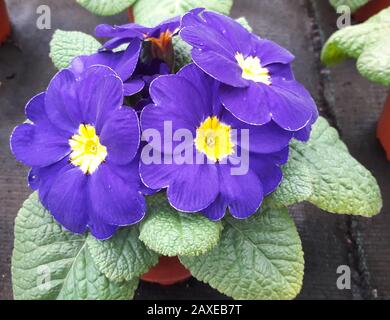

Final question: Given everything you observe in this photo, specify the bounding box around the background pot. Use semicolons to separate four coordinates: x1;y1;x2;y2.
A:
141;256;192;286
0;0;11;44
377;90;390;160
354;0;390;22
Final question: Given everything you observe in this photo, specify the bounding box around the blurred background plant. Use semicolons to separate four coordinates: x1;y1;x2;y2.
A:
322;4;390;159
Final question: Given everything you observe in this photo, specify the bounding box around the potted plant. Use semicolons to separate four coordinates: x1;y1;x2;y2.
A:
377;92;390;160
354;0;390;21
330;0;390;22
0;0;11;44
140;256;191;285
321;7;390;160
10;3;382;300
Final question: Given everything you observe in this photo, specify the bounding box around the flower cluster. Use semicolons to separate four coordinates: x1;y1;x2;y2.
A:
10;9;318;239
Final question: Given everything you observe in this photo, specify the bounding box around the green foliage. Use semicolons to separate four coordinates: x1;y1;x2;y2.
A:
236;17;253;32
133;0;234;26
50;30;101;69
76;0;136;16
12;193;138;300
269;117;382;217
87;227;159;282
321;8;390;86
181;206;304;300
173;37;193;72
329;0;369;13
140;194;223;257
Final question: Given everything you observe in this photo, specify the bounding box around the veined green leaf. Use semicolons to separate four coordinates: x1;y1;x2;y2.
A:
269;117;382;217
181;206;304;300
87;227;159;282
12;193;138;300
76;0;136;16
49;30;101;69
133;0;234;26
139;193;223;257
321;7;390;86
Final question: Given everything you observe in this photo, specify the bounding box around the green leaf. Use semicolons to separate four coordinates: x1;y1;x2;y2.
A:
49;30;101;70
139;193;223;257
329;0;369;13
267;159;314;207
180;207;304;300
236;17;253;32
133;0;234;26
356;38;390;86
268;117;382;217
12;193;138;300
77;0;136;16
56;248;139;300
173;37;192;72
321;7;390;85
87;227;159;282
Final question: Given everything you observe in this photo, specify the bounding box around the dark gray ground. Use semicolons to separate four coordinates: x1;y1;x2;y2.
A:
0;0;389;300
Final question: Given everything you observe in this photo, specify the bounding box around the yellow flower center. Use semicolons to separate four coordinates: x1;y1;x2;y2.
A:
69;124;107;174
194;116;235;162
235;53;271;85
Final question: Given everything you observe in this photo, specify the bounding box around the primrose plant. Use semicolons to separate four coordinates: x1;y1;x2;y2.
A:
10;5;382;300
329;0;370;13
322;7;390;86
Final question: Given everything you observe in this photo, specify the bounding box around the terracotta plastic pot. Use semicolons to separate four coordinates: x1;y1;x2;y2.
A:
140;256;192;285
377;90;390;160
353;0;390;22
0;0;11;44
128;7;134;23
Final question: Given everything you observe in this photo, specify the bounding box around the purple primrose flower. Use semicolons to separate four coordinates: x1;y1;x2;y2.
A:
10;65;146;240
132;59;171;110
70;39;144;96
180;9;318;134
95;16;181;51
140;64;293;220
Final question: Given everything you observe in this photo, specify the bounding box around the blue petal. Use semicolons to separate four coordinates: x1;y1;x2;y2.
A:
202;194;227;221
88;220;118;240
45;69;81;133
218;164;263;219
167;164;219;212
124;79;145;96
76;66;124;132
89;163;146;226
100;108;140;165
10;123;70;167
219;82;272;126
47;167;89;234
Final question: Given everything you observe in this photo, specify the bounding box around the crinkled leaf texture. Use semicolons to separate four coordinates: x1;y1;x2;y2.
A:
356;39;390;86
321;8;390;85
140;193;223;257
87;227;159;282
50;30;101;70
329;0;369;13
180;206;304;300
269;117;382;217
77;0;136;16
133;0;234;26
12;193;138;300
